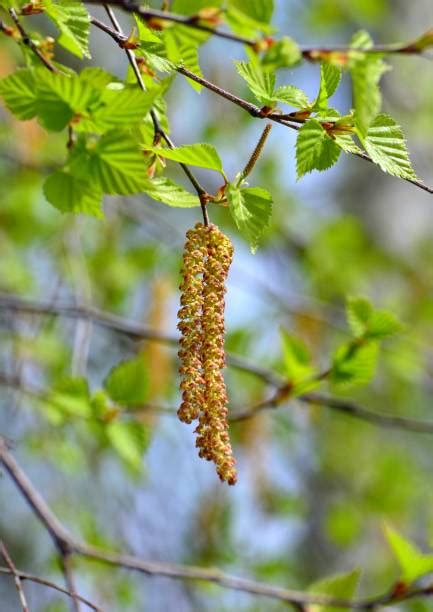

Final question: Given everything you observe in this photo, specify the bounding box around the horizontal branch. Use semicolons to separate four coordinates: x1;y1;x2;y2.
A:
0;567;100;611
1;436;433;610
0;293;282;386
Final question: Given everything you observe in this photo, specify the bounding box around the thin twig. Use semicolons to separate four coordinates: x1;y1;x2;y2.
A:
8;8;58;72
60;554;81;612
0;541;29;612
101;5;210;226
0;567;100;610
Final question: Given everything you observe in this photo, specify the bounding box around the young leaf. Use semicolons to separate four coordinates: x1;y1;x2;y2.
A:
385;525;433;584
104;356;148;407
273;85;310;108
346;296;374;337
43;170;103;217
331;340;379;388
0;69;37;120
44;0;90;59
69;131;149;195
361;113;417;180
347;296;402;340
261;36;301;70
143;143;225;175
280;331;315;390
164;26;204;91
142;177;200;208
106;421;150;472
314;63;342;111
235;60;275;105
350;31;389;135
89;86;159;131
230;0;274;25
309;568;361;612
227;185;272;252
296;119;341;178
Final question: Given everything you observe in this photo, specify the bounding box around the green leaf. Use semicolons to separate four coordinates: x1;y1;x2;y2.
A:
226;5;274;36
280;331;314;382
104;356;148;407
309;569;361;611
45;0;90;59
385;525;433;584
331;340;379;388
314;63;341;111
49;377;92;421
142;177;200;207
235;60;275;105
43;170;103;217
36;69;98;131
229;0;274;25
347;296;402;340
227;185;272;252
164;26;204;91
361;113;417;180
0;69;37;120
69;131;149;195
90;85;159;131
106;421;150;472
273;85;310;108
261;36;301;70
350;31;389;135
142;143;224;175
407;28;433;52
296;119;341;178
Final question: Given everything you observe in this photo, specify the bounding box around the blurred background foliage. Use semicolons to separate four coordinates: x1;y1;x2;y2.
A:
1;0;433;610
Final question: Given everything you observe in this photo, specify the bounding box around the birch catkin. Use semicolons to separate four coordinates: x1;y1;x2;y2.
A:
177;223;237;485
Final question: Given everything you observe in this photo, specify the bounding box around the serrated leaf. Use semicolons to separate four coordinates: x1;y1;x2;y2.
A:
90;86;158;131
36;69;98;131
309;569;361;611
296;119;341;178
314;63;341;111
106;421;150;472
235;60;275;105
142;176;200;207
227;185;272;252
333;133;362;154
0;69;37;119
331;340;379;388
165;26;203;91
45;0;90;58
261;36;301;70
69;131;149;195
104;356;148;406
361;113;417;180
142;143;224;175
385;525;433;584
43;170;103;217
273;85;310;108
350;31;389;135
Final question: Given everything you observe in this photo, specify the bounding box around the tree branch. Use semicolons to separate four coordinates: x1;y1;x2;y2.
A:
0;567;100;610
8;8;58;73
1;436;433;610
0;541;29;612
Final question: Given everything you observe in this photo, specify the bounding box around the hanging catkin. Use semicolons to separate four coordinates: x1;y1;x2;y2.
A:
177;223;237;485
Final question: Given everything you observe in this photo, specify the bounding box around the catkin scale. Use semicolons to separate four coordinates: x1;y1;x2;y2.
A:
177;223;237;485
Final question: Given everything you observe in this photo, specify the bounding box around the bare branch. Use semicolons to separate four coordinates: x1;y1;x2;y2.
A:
8;8;58;72
0;567;100;611
0;541;29;612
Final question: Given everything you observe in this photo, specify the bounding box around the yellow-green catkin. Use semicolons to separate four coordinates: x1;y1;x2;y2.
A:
177;223;237;485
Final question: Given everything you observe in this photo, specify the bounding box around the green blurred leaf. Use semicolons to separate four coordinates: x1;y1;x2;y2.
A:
261;36;301;70
309;568;361;611
314;63;341;111
106;421;150;471
227;185;272;252
385;525;433;584
331;340;379;388
104;356;149;407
